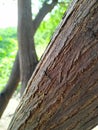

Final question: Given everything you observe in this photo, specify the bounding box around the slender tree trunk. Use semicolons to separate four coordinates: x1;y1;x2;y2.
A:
18;0;38;95
18;0;58;95
0;0;59;118
8;0;98;130
0;53;19;118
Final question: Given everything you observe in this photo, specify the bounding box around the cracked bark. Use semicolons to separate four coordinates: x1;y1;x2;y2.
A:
8;0;98;130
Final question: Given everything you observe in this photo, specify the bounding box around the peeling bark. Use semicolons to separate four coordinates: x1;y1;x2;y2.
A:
8;0;98;130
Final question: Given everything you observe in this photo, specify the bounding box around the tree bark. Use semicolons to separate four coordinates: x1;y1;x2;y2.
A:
8;0;98;130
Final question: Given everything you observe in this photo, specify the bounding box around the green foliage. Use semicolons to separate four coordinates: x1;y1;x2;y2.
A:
0;28;17;91
0;28;17;59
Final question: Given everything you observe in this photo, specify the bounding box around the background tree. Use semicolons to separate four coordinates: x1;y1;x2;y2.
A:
8;0;98;129
0;0;70;118
18;0;38;95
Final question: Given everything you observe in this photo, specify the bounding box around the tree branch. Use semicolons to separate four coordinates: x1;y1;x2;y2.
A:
33;0;58;33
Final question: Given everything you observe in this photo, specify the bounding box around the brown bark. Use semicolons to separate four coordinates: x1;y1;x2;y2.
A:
8;0;98;130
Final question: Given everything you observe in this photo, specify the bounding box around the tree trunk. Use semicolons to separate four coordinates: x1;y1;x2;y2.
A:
0;0;58;118
18;0;38;95
0;53;20;118
8;0;98;130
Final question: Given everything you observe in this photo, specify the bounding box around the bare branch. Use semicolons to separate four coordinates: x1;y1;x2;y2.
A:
33;0;58;33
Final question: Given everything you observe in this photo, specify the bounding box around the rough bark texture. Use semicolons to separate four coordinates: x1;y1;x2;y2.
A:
0;0;58;118
8;0;98;130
